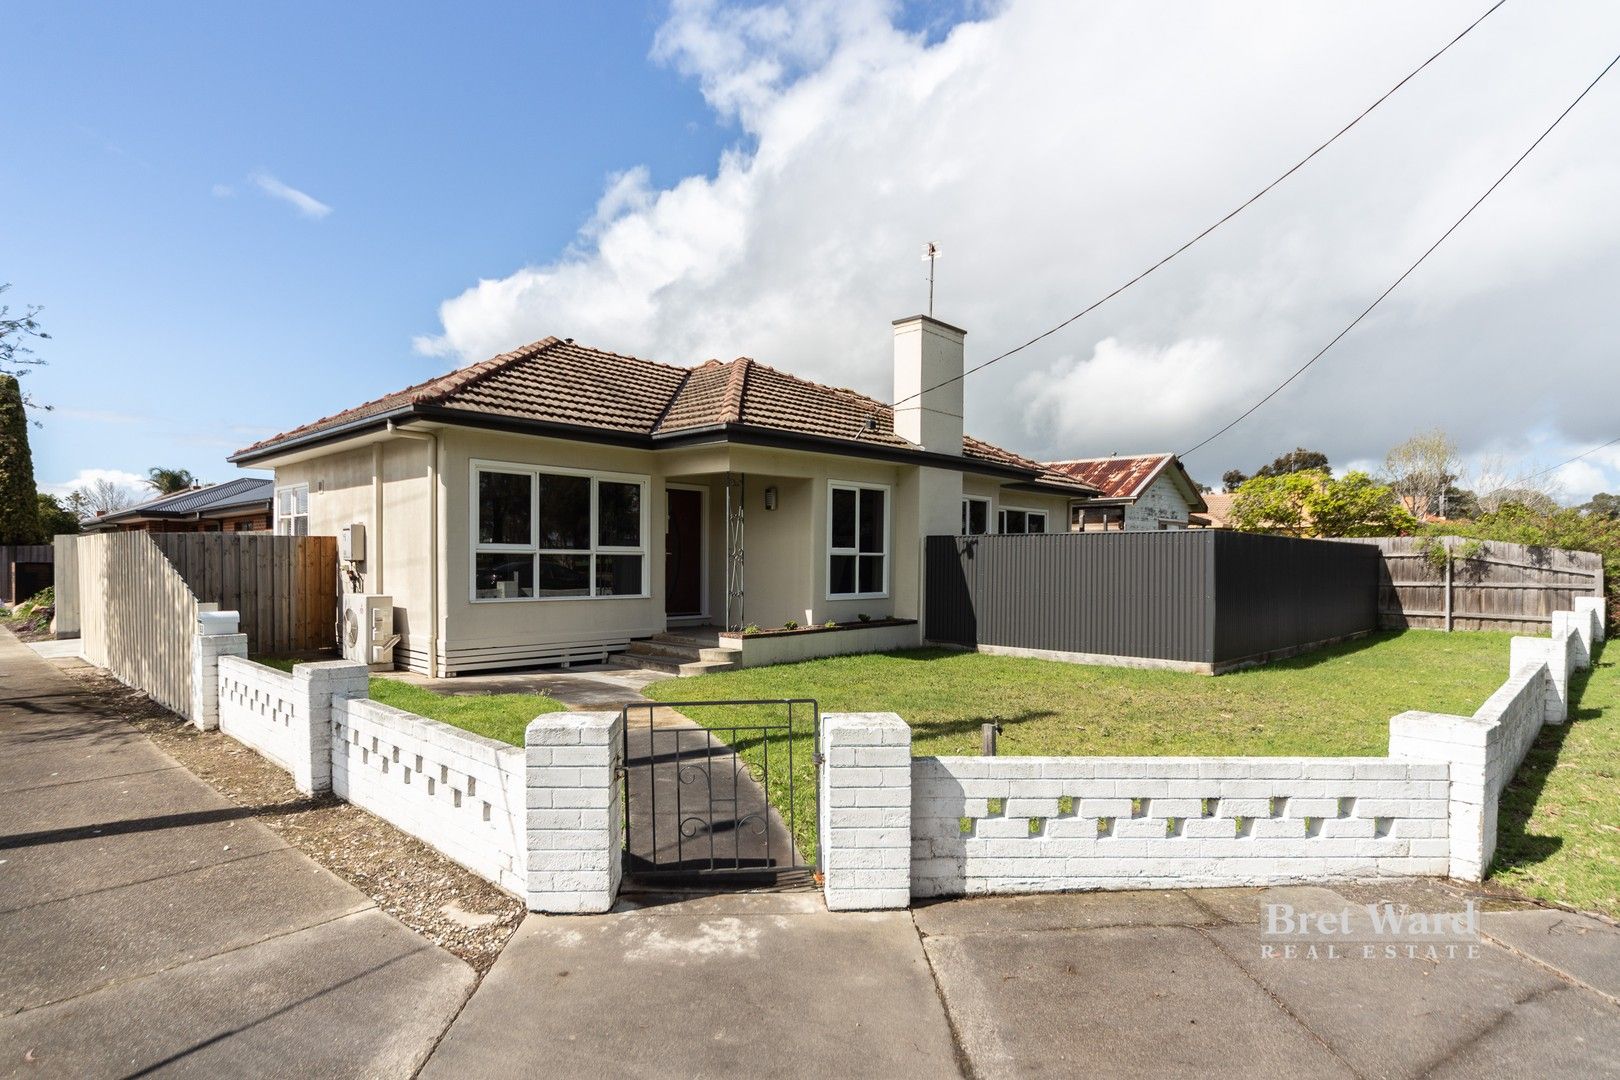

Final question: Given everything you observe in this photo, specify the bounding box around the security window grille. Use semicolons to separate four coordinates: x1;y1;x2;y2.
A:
472;463;648;601
829;482;888;599
998;508;1047;534
961;497;990;535
274;485;309;536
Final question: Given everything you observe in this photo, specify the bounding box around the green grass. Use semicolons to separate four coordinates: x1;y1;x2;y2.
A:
255;657;567;746
645;630;1517;861
1492;640;1620;918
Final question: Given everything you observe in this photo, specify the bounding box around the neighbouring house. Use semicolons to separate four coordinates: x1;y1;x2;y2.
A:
80;477;275;534
1191;491;1236;529
1042;453;1207;531
228;315;1099;676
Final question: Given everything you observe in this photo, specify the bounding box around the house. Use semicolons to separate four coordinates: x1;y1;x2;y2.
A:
80;477;275;534
1190;491;1236;529
1043;453;1207;531
229;315;1099;676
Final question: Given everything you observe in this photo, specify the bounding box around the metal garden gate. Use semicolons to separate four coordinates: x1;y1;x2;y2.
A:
620;699;818;887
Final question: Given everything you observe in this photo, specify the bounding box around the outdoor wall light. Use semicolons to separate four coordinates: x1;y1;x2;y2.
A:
764;486;779;511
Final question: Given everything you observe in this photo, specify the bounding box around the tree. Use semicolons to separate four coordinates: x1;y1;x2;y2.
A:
0;284;50;413
1254;448;1331;479
0;374;42;543
1222;468;1249;493
71;478;134;516
1470;453;1563;516
36;493;79;537
1478;488;1559;516
1307;472;1419;538
147;467;200;494
1383;429;1461;518
1229;468;1416;539
1581;492;1620;519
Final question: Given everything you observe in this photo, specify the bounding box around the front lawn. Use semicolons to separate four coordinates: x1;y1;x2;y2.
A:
645;630;1516;861
1493;640;1619;918
256;658;566;745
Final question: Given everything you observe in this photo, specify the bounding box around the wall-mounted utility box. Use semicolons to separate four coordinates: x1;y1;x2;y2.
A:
338;523;366;564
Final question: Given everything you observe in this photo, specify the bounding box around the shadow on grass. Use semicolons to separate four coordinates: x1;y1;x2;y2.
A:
1489;641;1609;874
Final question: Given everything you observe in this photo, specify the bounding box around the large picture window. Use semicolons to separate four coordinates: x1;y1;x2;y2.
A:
828;481;888;599
274;485;309;536
998;508;1047;534
471;462;648;602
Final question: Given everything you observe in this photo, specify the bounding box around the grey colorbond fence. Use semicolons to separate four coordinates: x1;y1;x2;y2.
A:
925;531;1379;672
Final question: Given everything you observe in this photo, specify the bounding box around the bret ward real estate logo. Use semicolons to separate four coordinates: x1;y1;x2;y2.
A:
1260;901;1484;962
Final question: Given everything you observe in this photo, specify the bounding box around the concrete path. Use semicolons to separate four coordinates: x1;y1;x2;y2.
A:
0;632;474;1078
421;892;963;1079
382;661;666;710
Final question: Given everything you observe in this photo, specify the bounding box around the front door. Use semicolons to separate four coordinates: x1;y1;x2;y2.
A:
665;488;704;617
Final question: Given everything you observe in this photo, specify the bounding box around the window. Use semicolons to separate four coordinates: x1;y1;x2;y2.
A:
961;496;990;535
1073;505;1125;532
471;462;648;601
828;482;888;599
998;508;1047;534
275;485;308;536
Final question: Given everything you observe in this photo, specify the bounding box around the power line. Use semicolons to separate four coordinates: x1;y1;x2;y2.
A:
1522;435;1620;482
884;0;1510;414
1181;49;1620;460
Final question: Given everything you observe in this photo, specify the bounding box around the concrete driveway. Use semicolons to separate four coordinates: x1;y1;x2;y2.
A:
915;881;1620;1079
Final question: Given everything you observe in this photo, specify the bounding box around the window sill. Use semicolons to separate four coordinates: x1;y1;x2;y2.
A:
825;592;890;602
470;594;653;604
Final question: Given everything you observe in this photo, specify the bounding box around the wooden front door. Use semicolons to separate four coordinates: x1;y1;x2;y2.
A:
665;489;704;617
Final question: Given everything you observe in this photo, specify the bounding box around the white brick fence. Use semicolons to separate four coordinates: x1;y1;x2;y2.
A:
189;597;1602;914
821;597;1603;907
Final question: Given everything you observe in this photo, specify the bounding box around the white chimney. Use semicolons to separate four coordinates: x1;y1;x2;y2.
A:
891;315;965;455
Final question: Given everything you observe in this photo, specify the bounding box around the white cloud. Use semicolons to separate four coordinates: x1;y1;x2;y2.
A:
41;468;150;499
249;170;332;219
211;183;236;199
416;0;1620;500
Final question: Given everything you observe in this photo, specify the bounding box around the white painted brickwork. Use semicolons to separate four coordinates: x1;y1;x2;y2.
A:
909;756;1449;897
333;695;527;894
191;612;247;731
525;712;623;914
216;656;304;779
820;713;912;910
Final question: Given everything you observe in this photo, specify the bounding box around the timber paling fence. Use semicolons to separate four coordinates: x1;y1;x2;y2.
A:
924;531;1379;673
74;532;338;720
1345;536;1605;634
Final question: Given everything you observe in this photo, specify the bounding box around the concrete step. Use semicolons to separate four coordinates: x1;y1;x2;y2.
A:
677;659;739;677
698;647;742;664
625;639;702;663
618;652;684;676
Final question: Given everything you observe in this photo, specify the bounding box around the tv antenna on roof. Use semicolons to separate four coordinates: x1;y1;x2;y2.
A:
921;242;940;317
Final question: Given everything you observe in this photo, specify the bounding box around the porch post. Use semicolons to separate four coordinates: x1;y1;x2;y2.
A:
724;472;746;632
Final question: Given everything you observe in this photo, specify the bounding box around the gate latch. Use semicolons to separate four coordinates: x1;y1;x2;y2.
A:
812;752;825;766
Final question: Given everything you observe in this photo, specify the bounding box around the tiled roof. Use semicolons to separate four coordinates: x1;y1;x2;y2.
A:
235;337;1098;493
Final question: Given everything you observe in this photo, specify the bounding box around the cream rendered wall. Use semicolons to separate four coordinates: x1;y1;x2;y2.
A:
439;428;667;671
273;440;434;665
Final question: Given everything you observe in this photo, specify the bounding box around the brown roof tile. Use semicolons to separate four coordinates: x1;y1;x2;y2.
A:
235;336;1097;494
1044;454;1175;499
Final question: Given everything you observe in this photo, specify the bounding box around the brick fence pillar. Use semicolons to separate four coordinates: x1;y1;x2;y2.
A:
290;660;369;796
191;610;247;731
819;712;912;910
1389;710;1494;881
525;711;623;914
1574;596;1605;643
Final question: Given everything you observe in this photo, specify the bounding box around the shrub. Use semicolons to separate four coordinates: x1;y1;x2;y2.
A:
823;620;838;629
857;613;872;623
782;619;799;631
742;624;761;636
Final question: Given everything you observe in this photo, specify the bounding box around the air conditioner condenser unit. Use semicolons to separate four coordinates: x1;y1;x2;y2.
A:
341;594;400;670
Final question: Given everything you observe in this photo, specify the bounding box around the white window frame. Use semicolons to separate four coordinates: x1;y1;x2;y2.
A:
961;495;991;536
469;458;651;603
274;484;309;536
826;480;891;601
997;507;1048;534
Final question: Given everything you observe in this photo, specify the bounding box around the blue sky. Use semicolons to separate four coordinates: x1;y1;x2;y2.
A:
4;2;740;489
7;1;1620;503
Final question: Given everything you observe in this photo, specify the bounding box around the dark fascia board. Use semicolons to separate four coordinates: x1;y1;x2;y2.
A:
233;403;1092;491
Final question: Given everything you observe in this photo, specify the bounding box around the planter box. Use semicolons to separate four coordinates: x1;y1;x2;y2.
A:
720;619;921;668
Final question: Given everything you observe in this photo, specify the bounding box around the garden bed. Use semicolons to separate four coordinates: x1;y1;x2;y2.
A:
721;618;919;667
